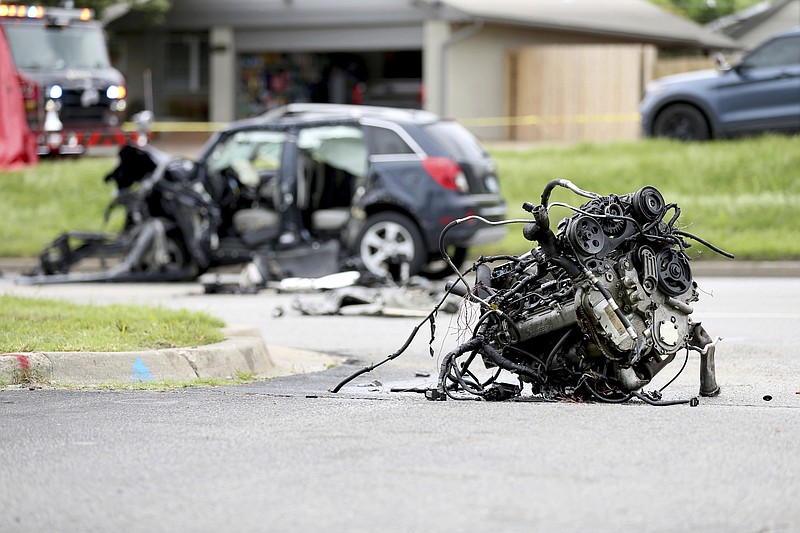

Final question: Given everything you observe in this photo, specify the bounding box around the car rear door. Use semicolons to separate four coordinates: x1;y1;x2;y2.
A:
716;33;800;134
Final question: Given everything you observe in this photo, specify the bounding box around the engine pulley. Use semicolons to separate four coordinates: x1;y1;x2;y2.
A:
567;216;606;256
657;247;692;296
631;186;665;222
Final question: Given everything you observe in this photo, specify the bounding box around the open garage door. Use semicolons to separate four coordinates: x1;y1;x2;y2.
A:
237;50;422;118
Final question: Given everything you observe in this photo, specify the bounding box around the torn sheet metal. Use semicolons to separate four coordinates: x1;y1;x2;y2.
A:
290;284;459;317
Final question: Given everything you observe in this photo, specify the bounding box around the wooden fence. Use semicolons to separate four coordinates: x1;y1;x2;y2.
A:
654;56;715;78
505;44;713;142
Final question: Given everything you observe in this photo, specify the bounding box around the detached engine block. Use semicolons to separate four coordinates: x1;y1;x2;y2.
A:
431;180;729;404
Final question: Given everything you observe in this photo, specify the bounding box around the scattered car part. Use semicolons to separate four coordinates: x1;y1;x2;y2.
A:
291;280;458;318
332;180;734;404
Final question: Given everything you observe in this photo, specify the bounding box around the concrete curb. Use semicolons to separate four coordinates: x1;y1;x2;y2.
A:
0;326;332;387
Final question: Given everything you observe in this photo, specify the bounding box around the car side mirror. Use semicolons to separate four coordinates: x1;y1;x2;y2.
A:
714;52;730;71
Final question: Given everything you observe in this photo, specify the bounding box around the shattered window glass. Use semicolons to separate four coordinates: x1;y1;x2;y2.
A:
297;125;366;212
297;126;367;177
207;130;286;187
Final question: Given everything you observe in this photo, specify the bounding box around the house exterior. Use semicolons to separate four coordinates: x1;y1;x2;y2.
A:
706;0;800;49
108;0;735;141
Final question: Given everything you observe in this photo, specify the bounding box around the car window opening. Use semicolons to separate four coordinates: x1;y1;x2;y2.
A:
296;126;368;233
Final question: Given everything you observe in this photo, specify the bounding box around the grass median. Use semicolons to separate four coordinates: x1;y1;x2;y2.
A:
1;135;798;260
0;157;123;257
0;294;225;353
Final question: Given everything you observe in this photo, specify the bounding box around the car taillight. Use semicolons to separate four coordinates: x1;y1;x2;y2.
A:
423;157;469;193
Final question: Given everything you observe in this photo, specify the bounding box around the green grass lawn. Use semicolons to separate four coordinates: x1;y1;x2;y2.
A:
0;157;121;257
485;135;800;260
0;294;225;352
1;135;798;260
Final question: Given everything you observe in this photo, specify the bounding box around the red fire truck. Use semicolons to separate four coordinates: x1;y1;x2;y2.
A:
0;3;140;156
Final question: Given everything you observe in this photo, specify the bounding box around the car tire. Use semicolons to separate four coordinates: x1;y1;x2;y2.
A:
355;212;425;277
653;104;710;141
421;246;468;279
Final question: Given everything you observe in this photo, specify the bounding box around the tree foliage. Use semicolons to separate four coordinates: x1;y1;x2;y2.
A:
647;0;769;24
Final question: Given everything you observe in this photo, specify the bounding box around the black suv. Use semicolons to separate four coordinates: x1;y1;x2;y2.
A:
196;104;507;277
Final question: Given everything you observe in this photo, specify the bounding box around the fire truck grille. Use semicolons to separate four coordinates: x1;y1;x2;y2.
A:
59;89;111;126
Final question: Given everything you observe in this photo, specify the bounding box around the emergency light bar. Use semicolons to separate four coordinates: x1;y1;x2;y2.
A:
0;4;93;21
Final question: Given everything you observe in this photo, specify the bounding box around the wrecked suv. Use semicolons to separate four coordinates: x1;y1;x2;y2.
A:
31;104;506;283
198;103;507;277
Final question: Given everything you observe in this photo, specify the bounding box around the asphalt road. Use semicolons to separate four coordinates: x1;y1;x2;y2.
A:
1;275;798;532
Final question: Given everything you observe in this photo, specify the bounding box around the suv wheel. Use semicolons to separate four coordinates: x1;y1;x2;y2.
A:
355;212;425;277
653;104;710;141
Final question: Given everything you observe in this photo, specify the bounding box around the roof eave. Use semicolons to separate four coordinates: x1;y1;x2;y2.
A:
428;0;739;50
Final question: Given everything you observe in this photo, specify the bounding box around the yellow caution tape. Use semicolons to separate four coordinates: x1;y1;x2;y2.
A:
124;113;642;133
459;113;641;128
122;121;228;133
